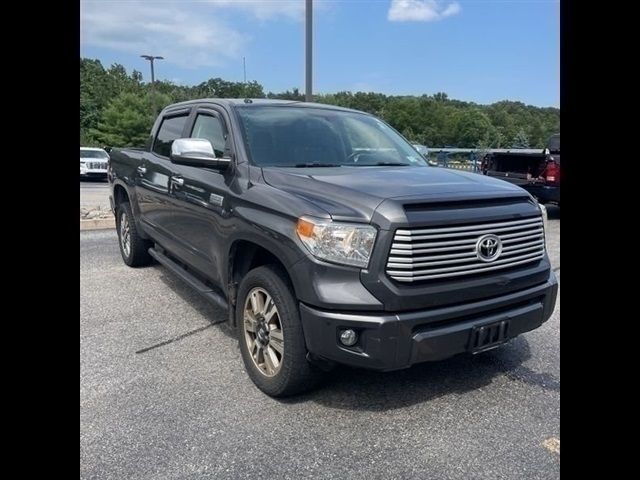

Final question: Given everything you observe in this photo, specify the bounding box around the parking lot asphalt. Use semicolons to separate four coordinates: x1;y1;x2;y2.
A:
80;208;559;480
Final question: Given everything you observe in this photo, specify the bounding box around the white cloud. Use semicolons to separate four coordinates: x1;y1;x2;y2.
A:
80;0;318;70
441;2;462;17
388;0;462;22
208;0;305;21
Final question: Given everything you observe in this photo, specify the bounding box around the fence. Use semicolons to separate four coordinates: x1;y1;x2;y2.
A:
444;162;478;172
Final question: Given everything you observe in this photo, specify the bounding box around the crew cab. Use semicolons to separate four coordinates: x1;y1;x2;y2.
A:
108;99;558;397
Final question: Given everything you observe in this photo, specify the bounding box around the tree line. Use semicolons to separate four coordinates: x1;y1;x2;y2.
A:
81;58;559;149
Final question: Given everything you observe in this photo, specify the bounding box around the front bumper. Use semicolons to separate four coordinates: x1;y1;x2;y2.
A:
300;271;558;371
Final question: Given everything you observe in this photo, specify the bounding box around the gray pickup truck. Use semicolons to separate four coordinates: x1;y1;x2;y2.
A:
108;99;558;397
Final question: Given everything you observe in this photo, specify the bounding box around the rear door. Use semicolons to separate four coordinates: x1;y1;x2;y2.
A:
136;108;191;250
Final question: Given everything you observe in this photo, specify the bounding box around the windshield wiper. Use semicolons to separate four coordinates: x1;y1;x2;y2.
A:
290;163;343;168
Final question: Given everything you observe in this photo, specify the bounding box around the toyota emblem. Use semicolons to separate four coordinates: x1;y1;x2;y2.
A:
476;234;502;262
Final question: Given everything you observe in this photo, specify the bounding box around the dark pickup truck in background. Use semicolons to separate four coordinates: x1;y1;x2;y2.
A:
108;99;558;397
480;134;560;206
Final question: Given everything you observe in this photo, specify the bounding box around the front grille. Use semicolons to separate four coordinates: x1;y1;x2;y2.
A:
87;162;107;170
386;216;545;282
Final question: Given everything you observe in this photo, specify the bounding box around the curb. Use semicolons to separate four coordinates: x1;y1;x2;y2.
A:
80;217;116;231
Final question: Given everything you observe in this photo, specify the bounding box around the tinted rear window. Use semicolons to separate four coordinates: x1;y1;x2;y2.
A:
547;135;560;152
153;115;189;157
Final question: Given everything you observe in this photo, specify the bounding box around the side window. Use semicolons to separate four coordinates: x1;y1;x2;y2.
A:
152;114;189;157
191;114;227;158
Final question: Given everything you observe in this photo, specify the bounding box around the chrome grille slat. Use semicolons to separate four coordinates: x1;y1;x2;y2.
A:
501;232;544;244
397;237;479;249
502;239;545;251
500;228;544;240
389;238;544;262
388;250;477;263
391;256;545;282
396;231;543;251
387;243;545;269
387;251;544;276
386;216;545;282
394;221;543;241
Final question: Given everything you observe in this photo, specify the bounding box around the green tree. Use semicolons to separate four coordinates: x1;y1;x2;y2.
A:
81;58;146;144
89;92;170;147
451;110;497;148
80;56;559;151
401;126;415;141
511;128;530;148
267;88;304;101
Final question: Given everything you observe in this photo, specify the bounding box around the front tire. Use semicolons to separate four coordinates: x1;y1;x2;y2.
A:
116;201;153;267
236;265;324;397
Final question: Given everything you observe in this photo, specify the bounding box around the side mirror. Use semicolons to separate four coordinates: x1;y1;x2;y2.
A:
170;138;231;170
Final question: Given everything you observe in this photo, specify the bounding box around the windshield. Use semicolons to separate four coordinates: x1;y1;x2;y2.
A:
80;149;109;159
235;106;428;168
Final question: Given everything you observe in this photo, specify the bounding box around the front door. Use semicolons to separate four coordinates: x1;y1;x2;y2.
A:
167;108;237;286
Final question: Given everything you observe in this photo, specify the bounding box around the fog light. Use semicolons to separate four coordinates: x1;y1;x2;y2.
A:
339;329;358;346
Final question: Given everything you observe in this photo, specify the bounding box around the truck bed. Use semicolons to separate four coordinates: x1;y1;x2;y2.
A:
484;152;547;186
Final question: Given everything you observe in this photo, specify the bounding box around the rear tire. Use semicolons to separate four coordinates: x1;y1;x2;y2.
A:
236;265;324;397
116;201;153;267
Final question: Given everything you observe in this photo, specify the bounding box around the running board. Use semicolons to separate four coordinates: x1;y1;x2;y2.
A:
148;247;228;311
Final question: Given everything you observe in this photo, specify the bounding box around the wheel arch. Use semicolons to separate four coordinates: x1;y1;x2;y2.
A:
227;238;299;327
111;179;149;239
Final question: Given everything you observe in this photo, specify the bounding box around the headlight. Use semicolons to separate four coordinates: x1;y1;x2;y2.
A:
538;203;548;249
538;203;548;231
296;217;377;268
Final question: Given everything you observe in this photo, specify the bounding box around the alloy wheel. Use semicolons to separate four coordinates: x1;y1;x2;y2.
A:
243;287;285;377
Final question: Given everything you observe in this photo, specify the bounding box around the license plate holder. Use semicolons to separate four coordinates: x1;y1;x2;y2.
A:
469;319;510;354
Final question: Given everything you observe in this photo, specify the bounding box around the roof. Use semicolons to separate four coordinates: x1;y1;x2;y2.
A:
80;147;107;151
163;98;361;114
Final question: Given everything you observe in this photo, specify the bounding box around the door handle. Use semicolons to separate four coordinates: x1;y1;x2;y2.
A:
171;176;184;186
137;165;147;175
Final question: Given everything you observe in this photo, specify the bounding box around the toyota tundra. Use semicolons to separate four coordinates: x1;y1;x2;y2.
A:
108;99;558;397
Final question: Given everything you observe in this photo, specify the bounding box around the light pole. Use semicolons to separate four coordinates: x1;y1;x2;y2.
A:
141;55;164;115
305;0;312;102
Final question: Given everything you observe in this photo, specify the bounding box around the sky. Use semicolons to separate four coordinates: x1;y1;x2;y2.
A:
80;0;560;107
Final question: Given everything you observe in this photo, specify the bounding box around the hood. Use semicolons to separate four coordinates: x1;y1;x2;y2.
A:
261;166;527;222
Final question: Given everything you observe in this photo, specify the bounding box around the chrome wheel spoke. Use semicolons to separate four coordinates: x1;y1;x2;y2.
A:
269;329;284;355
250;290;263;316
120;213;131;256
264;298;278;324
244;312;258;332
263;347;277;374
243;287;285;377
261;292;272;314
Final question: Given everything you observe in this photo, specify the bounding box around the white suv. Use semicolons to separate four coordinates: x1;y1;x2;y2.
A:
80;147;110;180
